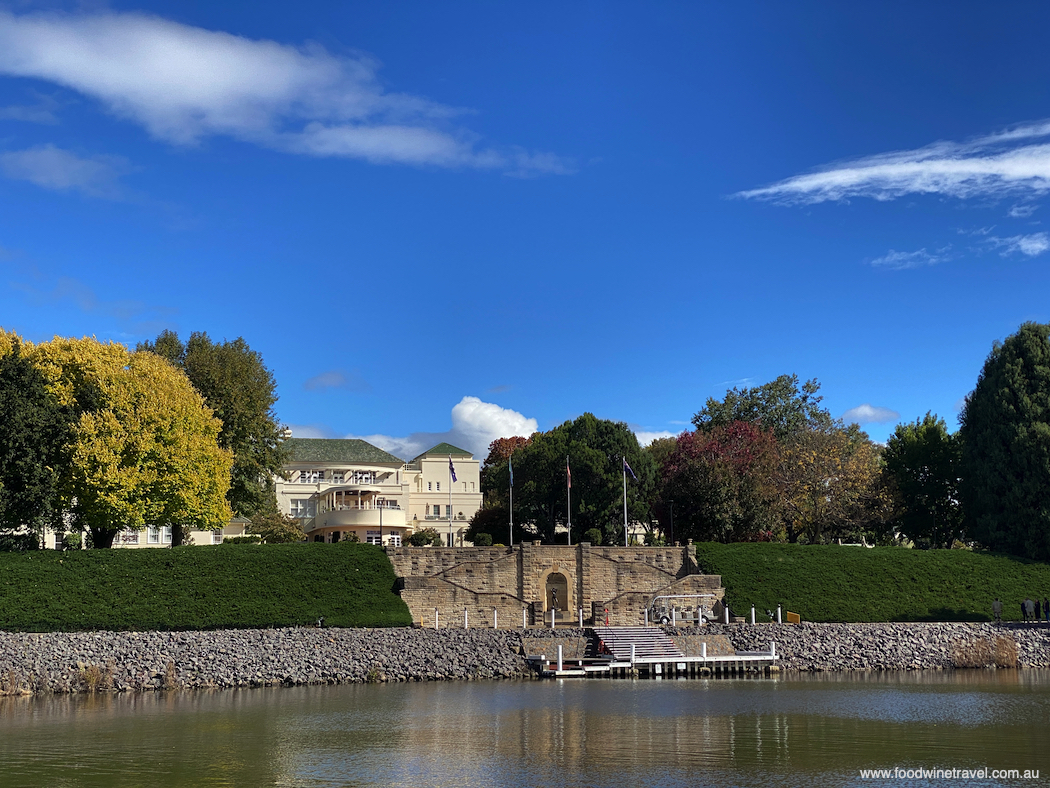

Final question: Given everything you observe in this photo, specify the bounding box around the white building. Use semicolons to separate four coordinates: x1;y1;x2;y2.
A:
275;438;483;547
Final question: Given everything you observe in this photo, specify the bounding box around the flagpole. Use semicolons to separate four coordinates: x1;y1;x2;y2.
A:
566;454;571;547
623;457;629;547
509;455;514;547
448;455;453;548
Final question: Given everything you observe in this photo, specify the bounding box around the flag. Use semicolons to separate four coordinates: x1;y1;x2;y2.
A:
509;455;514;487
566;456;571;489
449;455;457;483
623;457;637;481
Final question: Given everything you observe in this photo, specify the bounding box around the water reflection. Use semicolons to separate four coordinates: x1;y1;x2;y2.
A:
2;673;1049;787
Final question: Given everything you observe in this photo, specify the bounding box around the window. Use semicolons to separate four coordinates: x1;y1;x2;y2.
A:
389;533;402;547
351;470;376;485
118;530;139;545
53;532;64;550
366;530;382;545
428;481;432;491
212;531;224;545
436;481;440;492
331;471;345;484
299;469;324;483
445;505;452;519
148;526;160;544
290;499;316;518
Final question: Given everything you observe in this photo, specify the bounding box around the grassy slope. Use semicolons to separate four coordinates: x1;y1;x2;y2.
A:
695;542;1050;623
0;542;412;632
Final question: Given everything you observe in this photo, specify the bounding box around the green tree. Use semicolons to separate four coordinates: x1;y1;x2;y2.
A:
0;333;74;540
512;413;655;544
32;337;233;548
138;331;286;518
959;322;1050;559
883;413;963;549
248;494;305;543
692;374;835;439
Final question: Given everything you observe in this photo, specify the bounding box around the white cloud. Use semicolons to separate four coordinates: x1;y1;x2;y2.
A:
986;232;1050;257
1009;203;1038;218
870;247;949;270
0;144;130;197
303;369;370;393
0;10;572;176
738;121;1050;204
349;396;538;460
635;430;676;446
841;404;900;425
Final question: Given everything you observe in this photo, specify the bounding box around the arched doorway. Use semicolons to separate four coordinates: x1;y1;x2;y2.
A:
546;572;568;613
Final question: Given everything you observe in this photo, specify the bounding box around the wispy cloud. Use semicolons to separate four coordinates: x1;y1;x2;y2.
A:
303;368;370;393
0;144;131;198
0;90;61;123
0;10;572;176
738;121;1050;204
9;271;175;335
1009;203;1038;218
841;404;900;425
985;232;1050;257
870;246;950;270
348;396;538;459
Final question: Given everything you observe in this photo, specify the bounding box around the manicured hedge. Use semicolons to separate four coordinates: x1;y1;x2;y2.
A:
695;542;1050;623
0;542;412;631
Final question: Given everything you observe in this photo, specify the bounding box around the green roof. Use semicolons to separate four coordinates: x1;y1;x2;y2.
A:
283;438;404;465
413;442;473;460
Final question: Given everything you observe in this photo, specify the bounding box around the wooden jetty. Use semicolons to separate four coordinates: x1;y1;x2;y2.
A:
525;626;777;679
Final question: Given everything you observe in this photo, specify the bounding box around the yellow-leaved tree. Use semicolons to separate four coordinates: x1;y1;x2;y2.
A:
31;337;233;548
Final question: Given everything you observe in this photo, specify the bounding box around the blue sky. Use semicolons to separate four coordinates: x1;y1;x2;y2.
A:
2;2;1049;459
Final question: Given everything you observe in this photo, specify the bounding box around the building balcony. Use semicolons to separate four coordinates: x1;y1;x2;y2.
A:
310;507;408;531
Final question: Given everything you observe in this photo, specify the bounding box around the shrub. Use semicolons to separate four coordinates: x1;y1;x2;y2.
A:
0;533;39;552
584;528;603;545
63;533;83;551
408;528;442;547
222;535;262;544
473;533;493;546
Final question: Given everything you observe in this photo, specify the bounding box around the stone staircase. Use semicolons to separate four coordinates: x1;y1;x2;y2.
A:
591;627;685;660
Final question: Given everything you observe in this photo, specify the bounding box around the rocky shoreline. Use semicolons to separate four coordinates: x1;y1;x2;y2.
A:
2;622;1049;696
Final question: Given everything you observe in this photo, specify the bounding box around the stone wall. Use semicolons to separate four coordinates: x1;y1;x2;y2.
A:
387;542;723;628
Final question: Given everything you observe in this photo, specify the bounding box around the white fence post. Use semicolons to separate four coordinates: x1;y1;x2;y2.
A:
578;607;583;628
464;607;468;629
770;641;777;659
550;608;555;629
494;608;498;629
522;609;527;629
557;644;563;672
701;642;707;658
631;643;636;665
435;608;439;629
776;605;782;624
751;605;756;625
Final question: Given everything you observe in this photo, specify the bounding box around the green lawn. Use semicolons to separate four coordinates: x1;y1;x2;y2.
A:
0;542;412;631
694;542;1050;623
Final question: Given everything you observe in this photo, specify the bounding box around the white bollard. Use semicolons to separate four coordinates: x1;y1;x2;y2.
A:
644;608;649;627
557;644;563;672
631;643;636;665
724;605;730;624
770;641;777;659
776;605;782;624
751;605;756;625
701;642;707;658
435;608;439;629
550;608;555;629
671;608;676;627
523;609;527;629
494;608;498;629
579;607;584;627
464;607;468;629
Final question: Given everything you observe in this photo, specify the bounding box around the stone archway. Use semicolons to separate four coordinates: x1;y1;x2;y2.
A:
545;572;568;612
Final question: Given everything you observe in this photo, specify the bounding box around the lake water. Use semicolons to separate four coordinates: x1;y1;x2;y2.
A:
2;672;1049;787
